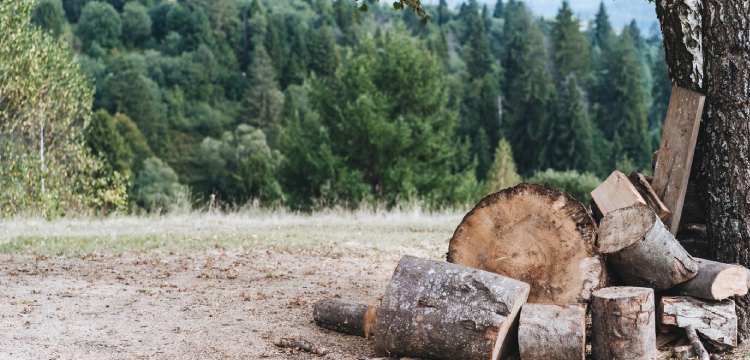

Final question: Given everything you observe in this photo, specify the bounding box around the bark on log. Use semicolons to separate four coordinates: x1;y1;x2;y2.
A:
518;304;586;360
685;326;711;360
675;258;748;301
591;170;647;218
591;287;657;360
657;0;750;339
660;296;737;349
313;299;377;337
629;172;672;224
448;183;605;304
374;255;530;360
598;204;699;289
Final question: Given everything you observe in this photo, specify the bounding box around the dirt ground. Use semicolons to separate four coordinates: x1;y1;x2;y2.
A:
0;212;749;359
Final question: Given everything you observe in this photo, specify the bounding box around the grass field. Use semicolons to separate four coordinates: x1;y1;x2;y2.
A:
1;210;748;359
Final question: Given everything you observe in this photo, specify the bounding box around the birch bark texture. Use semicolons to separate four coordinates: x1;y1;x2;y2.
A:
656;0;750;339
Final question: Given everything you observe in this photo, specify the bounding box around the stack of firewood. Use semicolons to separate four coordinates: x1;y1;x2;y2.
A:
306;87;744;360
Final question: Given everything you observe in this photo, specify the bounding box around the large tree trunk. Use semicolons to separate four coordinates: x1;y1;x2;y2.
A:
656;0;750;340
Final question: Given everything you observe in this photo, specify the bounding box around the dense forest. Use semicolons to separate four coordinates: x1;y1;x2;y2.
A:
1;0;670;215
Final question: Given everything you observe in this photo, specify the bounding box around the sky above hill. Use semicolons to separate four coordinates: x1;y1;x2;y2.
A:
425;0;659;34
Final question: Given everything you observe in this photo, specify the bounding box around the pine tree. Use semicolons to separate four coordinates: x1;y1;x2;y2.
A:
243;44;284;144
485;138;521;193
493;0;504;18
437;0;450;25
502;2;553;175
308;25;338;77
551;1;590;82
606;32;651;169
590;2;614;51
542;77;595;173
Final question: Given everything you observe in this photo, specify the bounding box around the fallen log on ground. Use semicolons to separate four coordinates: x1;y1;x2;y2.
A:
374;255;530;360
660;296;737;349
598;204;698;289
313;299;377;337
674;258;748;301
629;172;672;223
518;304;586;360
591;287;657;360
447;183;605;304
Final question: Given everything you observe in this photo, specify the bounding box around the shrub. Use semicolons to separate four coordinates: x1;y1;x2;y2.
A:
527;169;601;203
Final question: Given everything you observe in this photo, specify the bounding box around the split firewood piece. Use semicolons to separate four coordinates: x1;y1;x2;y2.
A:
652;85;706;234
274;337;329;355
313;299;377;337
374;255;530;360
518;304;586;360
591;170;647;217
448;183;605;304
628;172;672;223
591;287;657;360
598;204;698;289
685;326;711;360
674;258;748;300
660;296;737;349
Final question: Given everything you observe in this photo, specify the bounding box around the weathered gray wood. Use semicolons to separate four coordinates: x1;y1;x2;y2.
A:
374;256;530;360
313;299;376;337
591;287;657;360
518;304;585;360
448;183;605;304
651;85;705;234
660;296;737;349
675;258;748;301
672;345;696;360
685;326;710;360
591;170;647;218
629;172;672;224
600;204;698;289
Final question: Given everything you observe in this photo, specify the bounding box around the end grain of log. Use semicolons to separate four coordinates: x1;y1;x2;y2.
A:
675;258;748;301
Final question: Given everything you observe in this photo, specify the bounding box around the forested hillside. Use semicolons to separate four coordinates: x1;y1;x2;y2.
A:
19;0;670;213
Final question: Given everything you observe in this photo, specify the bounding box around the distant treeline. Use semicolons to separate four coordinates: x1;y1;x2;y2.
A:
2;0;669;215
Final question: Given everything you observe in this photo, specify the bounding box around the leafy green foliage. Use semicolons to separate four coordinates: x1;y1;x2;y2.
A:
528;169;601;204
76;1;121;52
121;2;151;47
133;157;189;213
32;0;66;37
0;1;125;217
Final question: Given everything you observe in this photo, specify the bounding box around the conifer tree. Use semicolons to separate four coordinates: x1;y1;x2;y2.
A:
493;0;504;18
590;2;614;51
485;138;521;193
551;1;590;82
542;77;595;173
242;44;284;145
437;0;450;25
308;25;338;77
502;2;553;175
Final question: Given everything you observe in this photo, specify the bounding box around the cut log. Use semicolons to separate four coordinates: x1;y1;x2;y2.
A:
685;326;711;360
675;258;748;301
651;85;705;234
448;183;605;304
598;204;698;289
591;170;647;217
591;287;657;360
660;296;738;349
374;255;530;360
313;299;377;337
518;304;586;360
628;172;672;223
